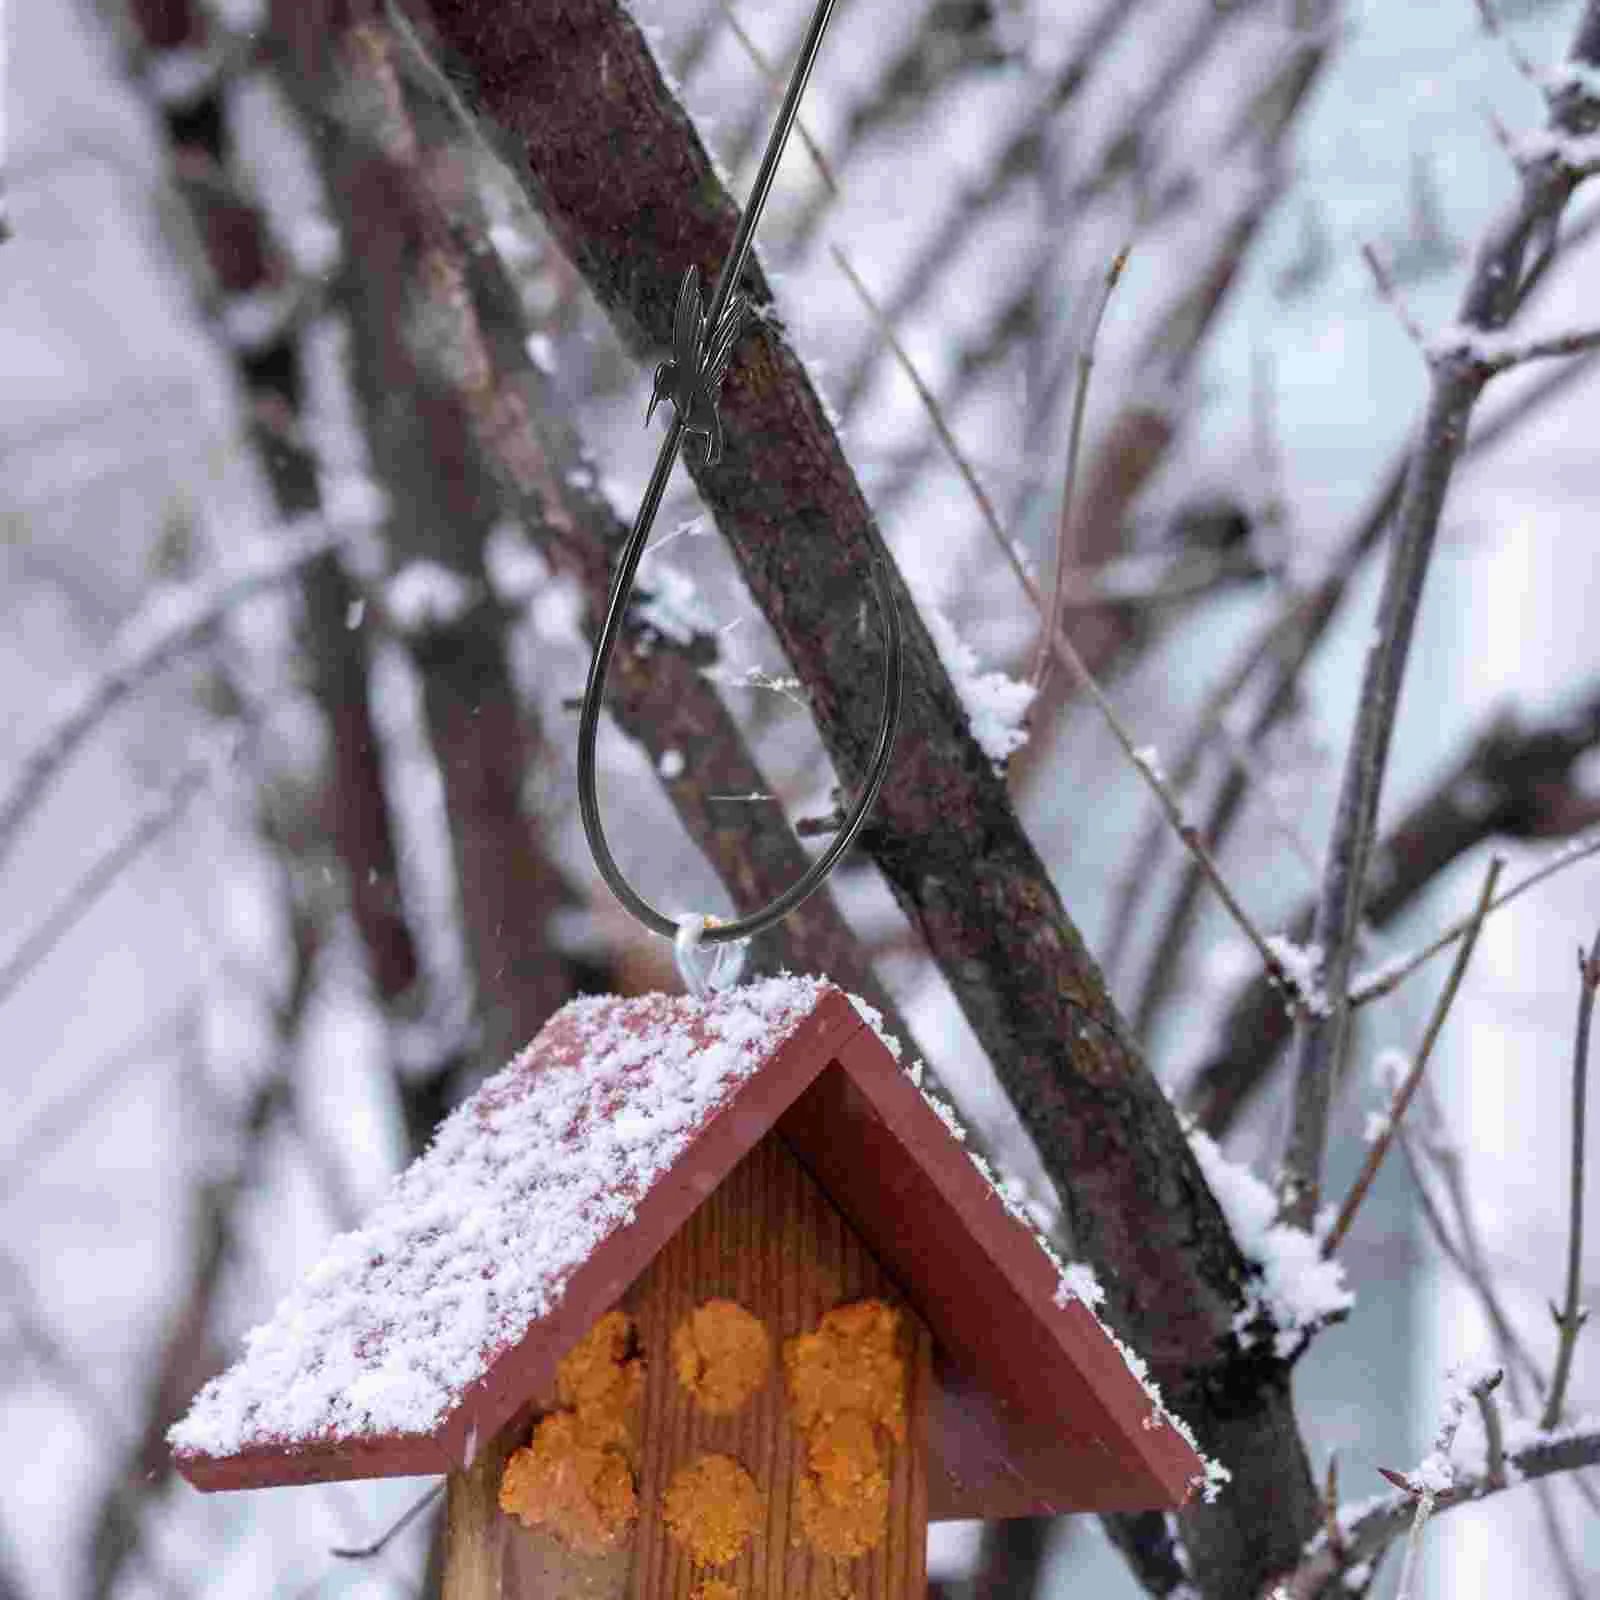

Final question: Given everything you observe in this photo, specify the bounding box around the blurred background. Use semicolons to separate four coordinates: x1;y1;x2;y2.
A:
3;0;1599;1594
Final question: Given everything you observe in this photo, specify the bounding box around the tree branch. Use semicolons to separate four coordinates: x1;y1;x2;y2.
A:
1187;684;1600;1138
413;2;1322;1590
382;6;920;1049
1277;1411;1600;1599
1320;857;1501;1261
1541;925;1599;1429
120;0;421;1002
1281;1;1600;1229
0;527;339;879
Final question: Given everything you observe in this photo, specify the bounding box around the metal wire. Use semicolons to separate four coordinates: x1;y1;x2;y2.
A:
576;0;903;947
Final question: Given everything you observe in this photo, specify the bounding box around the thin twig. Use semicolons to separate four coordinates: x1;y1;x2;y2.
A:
1322;857;1503;1257
1398;1124;1548;1402
1540;925;1599;1429
330;1482;445;1559
1323;1451;1345;1563
1472;0;1541;87
831;239;1307;1010
1278;1421;1600;1599
1362;242;1430;350
830;244;1021;573
1032;244;1131;695
1350;830;1600;1007
714;0;837;195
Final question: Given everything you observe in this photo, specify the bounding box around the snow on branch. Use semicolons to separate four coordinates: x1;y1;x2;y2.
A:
1185;1126;1353;1358
1273;1389;1600;1599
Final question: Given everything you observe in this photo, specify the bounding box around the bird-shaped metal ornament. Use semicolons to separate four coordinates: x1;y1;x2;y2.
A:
646;264;748;467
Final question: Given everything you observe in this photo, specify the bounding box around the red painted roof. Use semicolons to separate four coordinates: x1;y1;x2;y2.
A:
171;977;1205;1514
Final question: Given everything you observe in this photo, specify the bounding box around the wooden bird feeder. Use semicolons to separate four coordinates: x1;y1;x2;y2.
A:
171;977;1205;1597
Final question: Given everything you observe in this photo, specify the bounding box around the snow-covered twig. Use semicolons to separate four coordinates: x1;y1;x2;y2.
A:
1541;926;1599;1429
1390;1367;1504;1600
1429;321;1600;372
1275;1413;1600;1599
0;524;341;880
1320;857;1502;1257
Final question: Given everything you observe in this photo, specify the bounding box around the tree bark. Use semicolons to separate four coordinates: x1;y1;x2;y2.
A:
406;3;1321;1591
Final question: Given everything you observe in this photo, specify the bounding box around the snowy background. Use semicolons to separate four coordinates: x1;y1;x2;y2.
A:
4;0;1599;1595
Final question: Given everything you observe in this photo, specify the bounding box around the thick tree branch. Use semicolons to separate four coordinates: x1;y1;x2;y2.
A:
407;3;1321;1591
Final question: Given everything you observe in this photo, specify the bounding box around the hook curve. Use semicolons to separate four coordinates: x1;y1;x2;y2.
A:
576;477;902;945
576;0;899;950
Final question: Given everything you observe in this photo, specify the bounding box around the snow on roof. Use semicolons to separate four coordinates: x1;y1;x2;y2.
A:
170;975;832;1461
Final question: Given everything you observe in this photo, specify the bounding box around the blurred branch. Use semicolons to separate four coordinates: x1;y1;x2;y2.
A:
264;3;592;1062
1281;1;1600;1229
119;0;422;1003
1009;4;1335;791
0;763;210;1014
834;237;1304;1008
1398;1122;1548;1403
0;1250;193;1600
713;0;837;195
0;990;203;1201
82;816;323;1600
779;0;1038;256
0;527;338;881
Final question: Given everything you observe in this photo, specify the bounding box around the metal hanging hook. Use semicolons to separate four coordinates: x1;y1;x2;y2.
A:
576;0;902;949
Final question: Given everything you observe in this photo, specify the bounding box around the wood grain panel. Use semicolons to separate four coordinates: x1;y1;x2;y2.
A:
624;1129;930;1600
